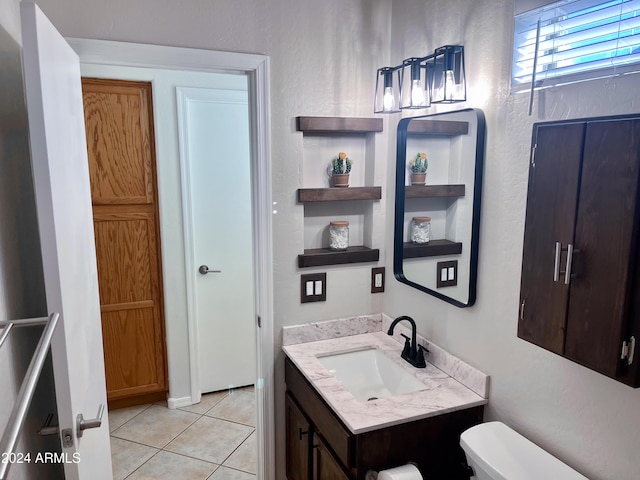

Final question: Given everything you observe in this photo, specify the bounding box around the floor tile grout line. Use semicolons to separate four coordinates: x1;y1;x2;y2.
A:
110;435;162;452
178;393;230;414
218;429;255;472
112;388;257;479
109;403;155;434
216;463;258;477
156;448;221;468
161;416;253;467
123;448;163;480
157;410;206;450
112;409;202;450
202;412;257;428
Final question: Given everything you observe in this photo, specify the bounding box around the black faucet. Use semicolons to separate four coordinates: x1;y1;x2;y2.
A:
387;315;427;368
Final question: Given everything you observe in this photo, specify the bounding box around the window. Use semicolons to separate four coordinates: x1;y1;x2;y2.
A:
512;0;640;92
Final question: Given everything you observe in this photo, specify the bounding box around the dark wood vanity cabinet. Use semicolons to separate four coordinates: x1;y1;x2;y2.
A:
285;358;483;480
519;114;640;387
314;435;351;480
286;393;312;480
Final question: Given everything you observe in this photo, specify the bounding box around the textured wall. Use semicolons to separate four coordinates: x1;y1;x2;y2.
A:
386;2;640;480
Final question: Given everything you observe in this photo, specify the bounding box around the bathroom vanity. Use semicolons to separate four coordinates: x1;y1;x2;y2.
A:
283;316;488;480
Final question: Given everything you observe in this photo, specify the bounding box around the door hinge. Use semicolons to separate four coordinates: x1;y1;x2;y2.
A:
531;144;537;168
621;336;636;366
257;315;262;328
519;300;525;321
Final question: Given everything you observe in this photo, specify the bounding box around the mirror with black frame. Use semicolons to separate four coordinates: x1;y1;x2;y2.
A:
393;108;485;307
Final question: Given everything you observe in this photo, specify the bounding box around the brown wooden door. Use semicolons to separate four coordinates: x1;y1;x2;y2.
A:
286;393;312;480
313;435;350;480
82;78;167;406
518;122;585;354
565;118;640;376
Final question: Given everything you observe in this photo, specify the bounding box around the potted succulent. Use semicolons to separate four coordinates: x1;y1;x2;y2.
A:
331;152;352;187
409;152;428;185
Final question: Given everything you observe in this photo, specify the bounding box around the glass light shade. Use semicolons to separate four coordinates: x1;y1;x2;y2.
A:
374;67;401;113
430;45;466;103
400;57;430;110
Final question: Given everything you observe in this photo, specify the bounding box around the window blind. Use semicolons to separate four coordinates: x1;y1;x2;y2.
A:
512;0;640;91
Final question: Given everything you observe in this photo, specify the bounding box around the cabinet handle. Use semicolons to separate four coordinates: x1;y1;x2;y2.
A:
564;243;574;285
298;428;309;441
553;242;562;282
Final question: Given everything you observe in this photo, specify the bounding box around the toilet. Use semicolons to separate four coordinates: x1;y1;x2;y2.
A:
460;422;589;480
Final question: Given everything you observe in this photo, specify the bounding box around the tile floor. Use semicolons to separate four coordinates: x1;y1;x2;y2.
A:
109;387;257;480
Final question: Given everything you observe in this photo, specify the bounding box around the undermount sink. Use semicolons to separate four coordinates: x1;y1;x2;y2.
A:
318;348;427;402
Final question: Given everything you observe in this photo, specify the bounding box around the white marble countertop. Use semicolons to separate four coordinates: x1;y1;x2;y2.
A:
283;318;488;434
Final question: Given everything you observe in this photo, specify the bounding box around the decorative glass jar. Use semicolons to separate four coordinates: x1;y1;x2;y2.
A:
329;221;349;251
411;216;431;244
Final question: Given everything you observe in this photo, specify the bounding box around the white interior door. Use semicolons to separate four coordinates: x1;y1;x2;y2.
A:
178;87;256;394
20;3;111;479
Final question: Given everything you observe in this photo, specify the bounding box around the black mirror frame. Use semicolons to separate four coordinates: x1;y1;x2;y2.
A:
393;108;486;307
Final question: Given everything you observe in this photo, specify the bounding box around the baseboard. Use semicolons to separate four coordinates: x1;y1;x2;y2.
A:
108;390;167;410
167;395;193;409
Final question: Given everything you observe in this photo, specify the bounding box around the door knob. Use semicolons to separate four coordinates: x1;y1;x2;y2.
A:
76;404;104;438
38;413;59;436
199;265;222;275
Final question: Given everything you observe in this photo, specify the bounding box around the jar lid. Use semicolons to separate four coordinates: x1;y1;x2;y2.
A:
413;216;431;222
330;221;349;227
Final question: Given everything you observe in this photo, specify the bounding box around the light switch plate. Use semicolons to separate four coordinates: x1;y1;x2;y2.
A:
301;273;327;303
371;267;385;293
437;261;457;288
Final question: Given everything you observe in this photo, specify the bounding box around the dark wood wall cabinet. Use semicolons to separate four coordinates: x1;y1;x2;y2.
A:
519;114;640;387
285;358;483;480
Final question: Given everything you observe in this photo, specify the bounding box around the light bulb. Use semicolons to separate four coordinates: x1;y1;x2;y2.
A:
383;87;395;111
441;70;455;101
410;79;425;107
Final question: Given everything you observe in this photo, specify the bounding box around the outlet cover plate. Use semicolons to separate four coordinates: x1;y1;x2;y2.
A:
371;267;385;293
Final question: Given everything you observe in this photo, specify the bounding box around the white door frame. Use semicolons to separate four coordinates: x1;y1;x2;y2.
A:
66;38;274;480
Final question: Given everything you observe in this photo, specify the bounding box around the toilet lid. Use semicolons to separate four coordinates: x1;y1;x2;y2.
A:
460;422;589;480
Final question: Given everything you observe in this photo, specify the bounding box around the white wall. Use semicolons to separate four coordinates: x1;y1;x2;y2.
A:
31;1;640;479
386;2;640;480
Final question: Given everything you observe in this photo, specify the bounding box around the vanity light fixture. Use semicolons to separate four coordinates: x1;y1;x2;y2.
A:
400;57;430;109
431;45;466;103
375;45;466;113
374;66;401;113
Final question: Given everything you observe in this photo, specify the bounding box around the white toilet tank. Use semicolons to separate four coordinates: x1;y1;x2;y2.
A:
460;422;589;480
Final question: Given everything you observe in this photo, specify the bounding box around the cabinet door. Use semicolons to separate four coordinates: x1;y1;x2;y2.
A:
565;118;640;376
83;78;168;405
519;122;585;353
313;435;350;480
286;393;312;480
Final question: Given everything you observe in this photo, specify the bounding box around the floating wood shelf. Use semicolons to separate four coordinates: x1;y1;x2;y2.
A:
298;186;382;203
403;239;462;259
296;116;383;134
298;246;380;268
405;184;465;198
407;120;469;136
